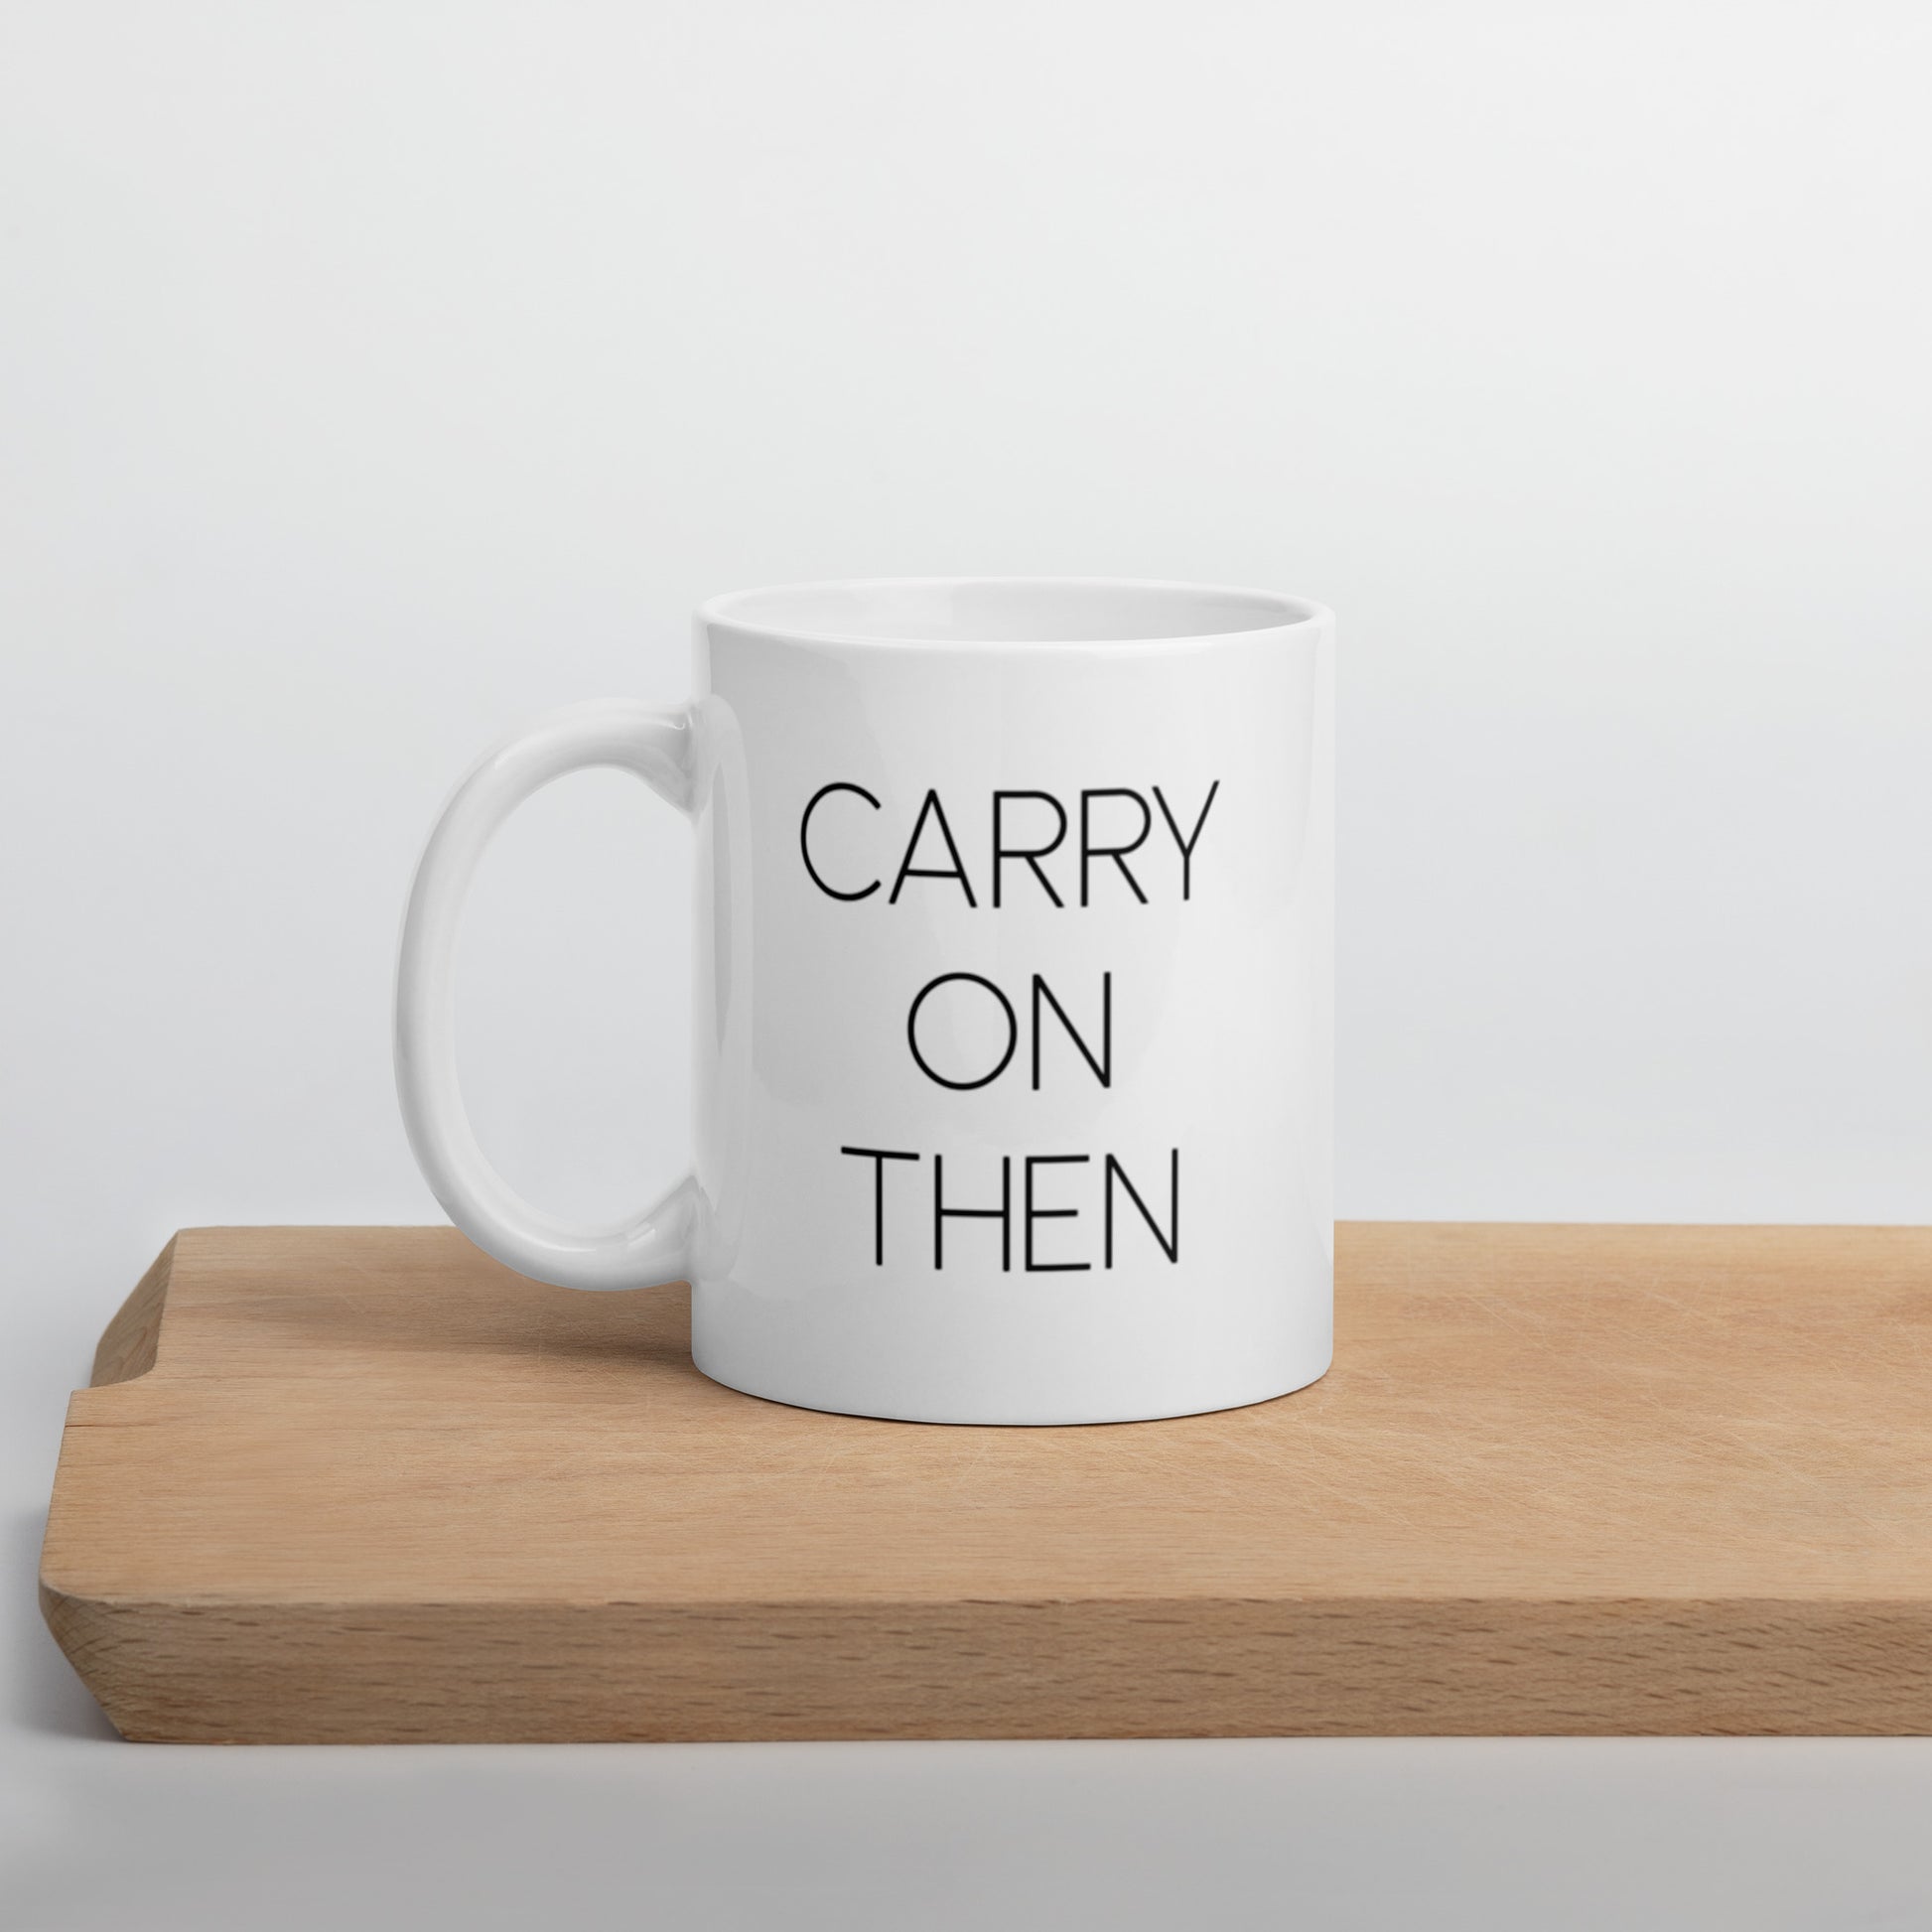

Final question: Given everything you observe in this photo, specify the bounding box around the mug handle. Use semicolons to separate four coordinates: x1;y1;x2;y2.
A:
395;699;700;1291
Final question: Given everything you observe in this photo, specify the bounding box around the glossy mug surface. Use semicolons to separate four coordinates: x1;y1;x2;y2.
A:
396;579;1333;1424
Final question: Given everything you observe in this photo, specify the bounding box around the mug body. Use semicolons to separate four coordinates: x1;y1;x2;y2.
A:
688;579;1332;1424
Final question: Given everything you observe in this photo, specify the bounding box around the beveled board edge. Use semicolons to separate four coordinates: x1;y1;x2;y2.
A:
36;1593;1932;1743
90;1235;176;1387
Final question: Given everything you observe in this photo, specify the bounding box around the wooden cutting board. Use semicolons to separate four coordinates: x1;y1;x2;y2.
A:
39;1223;1932;1742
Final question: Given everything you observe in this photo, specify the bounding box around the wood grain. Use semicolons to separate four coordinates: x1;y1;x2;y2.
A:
39;1223;1932;1741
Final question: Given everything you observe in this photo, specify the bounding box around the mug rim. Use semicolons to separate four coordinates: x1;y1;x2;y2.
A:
698;576;1328;651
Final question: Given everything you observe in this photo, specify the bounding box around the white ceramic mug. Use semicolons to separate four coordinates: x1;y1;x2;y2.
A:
396;578;1332;1424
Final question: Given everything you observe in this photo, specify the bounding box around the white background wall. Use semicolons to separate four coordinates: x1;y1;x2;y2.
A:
3;5;1930;1924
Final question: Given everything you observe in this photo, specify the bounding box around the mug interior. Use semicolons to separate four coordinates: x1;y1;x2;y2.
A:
701;578;1316;646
